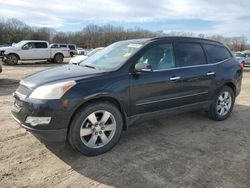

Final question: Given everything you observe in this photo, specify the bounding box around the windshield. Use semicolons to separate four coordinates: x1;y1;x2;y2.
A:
80;41;144;71
12;41;26;47
235;53;245;57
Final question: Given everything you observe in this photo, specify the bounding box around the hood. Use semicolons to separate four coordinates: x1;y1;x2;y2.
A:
21;64;104;88
69;55;88;64
0;46;12;51
0;46;19;53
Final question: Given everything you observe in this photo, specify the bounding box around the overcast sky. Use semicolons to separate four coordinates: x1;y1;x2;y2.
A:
0;0;249;37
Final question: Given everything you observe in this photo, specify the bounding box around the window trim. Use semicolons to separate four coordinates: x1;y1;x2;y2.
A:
153;57;231;72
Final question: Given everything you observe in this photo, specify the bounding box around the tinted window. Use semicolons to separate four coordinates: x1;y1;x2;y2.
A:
68;45;76;50
51;44;59;48
175;43;206;67
34;42;47;48
203;44;231;63
60;44;67;48
137;43;175;70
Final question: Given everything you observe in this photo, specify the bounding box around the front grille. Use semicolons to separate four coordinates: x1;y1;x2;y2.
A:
16;85;33;97
0;50;5;57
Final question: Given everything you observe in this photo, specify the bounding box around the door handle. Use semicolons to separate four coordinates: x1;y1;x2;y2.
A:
170;76;181;81
206;72;215;76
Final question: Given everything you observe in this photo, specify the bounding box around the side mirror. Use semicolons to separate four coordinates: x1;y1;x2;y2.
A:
135;63;152;72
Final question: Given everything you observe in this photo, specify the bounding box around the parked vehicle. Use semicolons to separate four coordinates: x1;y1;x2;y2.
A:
0;40;70;65
69;47;104;64
234;52;247;65
76;48;86;55
241;51;250;66
50;43;77;57
11;37;243;156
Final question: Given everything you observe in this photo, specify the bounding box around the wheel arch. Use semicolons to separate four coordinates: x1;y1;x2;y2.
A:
7;53;20;60
54;52;64;59
224;82;236;96
68;95;128;135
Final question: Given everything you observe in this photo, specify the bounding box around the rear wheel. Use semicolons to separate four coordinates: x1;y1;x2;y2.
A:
208;86;235;121
68;102;123;156
53;54;64;63
5;54;18;65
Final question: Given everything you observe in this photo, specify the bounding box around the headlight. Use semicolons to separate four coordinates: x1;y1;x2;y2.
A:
29;80;76;99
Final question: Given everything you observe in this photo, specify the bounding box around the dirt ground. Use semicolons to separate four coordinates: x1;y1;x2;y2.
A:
0;60;249;188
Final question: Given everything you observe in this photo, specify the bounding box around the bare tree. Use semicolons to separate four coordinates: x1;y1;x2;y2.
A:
0;17;249;51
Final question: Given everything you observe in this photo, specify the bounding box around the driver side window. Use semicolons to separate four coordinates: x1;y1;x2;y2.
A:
137;43;175;71
22;42;35;50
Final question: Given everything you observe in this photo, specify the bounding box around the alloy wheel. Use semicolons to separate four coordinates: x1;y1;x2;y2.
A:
216;91;232;116
80;110;116;148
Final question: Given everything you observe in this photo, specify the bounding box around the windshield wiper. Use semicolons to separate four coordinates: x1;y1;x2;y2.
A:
81;64;96;69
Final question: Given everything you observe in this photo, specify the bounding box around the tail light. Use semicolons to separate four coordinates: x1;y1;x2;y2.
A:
239;62;244;69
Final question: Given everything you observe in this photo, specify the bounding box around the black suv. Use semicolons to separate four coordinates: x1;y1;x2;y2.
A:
11;37;243;156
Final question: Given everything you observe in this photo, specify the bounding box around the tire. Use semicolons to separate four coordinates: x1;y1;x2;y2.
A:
208;86;235;121
53;54;64;63
68;102;123;156
5;54;18;65
70;52;74;57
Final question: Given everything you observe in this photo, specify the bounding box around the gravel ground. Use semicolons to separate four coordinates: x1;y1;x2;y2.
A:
0;60;249;188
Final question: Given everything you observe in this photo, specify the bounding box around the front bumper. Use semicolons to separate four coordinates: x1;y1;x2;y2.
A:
11;93;73;142
12;114;67;142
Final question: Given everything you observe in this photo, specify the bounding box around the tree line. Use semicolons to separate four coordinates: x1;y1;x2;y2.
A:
0;17;249;51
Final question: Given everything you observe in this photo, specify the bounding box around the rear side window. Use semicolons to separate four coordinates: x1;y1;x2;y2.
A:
175;43;206;67
34;42;47;48
68;45;76;50
203;44;231;63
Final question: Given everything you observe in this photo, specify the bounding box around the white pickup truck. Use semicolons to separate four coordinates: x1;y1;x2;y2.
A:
0;40;70;65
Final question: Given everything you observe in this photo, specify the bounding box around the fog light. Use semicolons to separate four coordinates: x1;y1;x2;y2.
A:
25;116;51;126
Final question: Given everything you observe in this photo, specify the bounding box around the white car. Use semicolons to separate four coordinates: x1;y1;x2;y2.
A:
242;51;250;66
69;47;104;65
0;40;70;65
234;51;250;66
76;48;86;55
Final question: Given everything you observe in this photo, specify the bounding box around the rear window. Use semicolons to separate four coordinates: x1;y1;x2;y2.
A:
68;45;76;50
175;42;206;67
203;44;232;63
34;42;47;48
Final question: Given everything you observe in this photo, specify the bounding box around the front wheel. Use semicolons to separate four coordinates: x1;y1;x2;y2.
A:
5;54;18;65
208;86;235;121
68;102;123;156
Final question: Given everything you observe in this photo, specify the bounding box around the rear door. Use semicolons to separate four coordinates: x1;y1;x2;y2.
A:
33;42;50;59
174;42;216;105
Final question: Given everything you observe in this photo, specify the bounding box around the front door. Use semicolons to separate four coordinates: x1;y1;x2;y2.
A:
129;42;186;116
